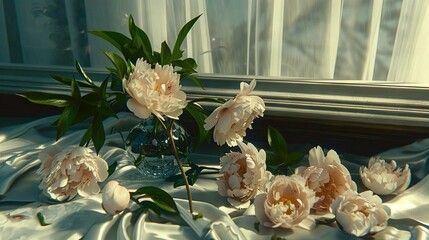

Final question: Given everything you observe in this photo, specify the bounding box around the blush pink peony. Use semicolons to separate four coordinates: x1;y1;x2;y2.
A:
360;157;411;195
217;141;271;208
295;146;357;214
123;59;187;120
37;145;108;201
254;174;316;229
331;190;390;237
203;79;265;147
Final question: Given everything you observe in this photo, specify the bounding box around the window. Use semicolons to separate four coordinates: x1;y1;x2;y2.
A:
1;0;429;126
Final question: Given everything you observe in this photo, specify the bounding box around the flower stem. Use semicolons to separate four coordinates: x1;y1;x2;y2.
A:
157;117;194;213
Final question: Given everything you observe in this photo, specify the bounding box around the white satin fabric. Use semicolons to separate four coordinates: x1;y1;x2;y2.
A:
0;113;428;240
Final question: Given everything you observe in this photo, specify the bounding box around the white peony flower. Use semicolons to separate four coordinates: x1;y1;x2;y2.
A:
360;157;411;195
37;145;109;201
295;146;357;214
331;190;390;237
123;59;187;121
254;174;316;229
217;141;271;208
204;79;265;147
102;180;130;215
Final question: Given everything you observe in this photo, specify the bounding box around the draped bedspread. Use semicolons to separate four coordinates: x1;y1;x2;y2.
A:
0;113;428;239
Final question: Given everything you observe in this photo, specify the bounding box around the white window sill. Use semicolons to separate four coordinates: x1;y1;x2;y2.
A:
1;64;429;127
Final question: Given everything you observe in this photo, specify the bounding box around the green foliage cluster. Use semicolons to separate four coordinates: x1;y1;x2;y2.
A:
20;14;206;216
19;14;205;154
267;126;305;175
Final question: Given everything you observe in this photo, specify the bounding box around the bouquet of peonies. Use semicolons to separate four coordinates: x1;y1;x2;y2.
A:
22;14;265;216
22;13;413;238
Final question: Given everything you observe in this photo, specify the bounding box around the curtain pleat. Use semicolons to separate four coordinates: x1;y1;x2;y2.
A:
387;0;429;84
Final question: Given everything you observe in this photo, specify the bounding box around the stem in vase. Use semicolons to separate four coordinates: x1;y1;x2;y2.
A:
157;117;194;213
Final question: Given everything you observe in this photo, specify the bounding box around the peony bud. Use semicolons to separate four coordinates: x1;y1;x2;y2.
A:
102;181;130;215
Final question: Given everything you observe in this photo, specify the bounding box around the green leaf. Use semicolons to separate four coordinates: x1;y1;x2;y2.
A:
172;14;202;60
75;61;94;86
70;77;82;100
138;200;162;215
128;15;154;62
99;78;109;100
272;164;295;176
50;74;93;88
79;124;92;147
99;105;117;119
98;78;118;119
266;152;283;166
104;51;128;80
17;92;71;107
92;113;105;154
107;73;124;92
108;161;118;177
182;74;204;90
37;212;51;226
81;92;100;106
173;58;197;72
89;30;132;53
50;73;73;85
122;43;141;63
267;126;288;158
173;166;203;188
56;102;80;140
285;152;305;166
182;58;198;69
153;51;161;64
106;67;116;75
112;92;127;108
160;41;172;65
185;103;209;147
73;103;95;124
172;172;189;188
131;186;177;213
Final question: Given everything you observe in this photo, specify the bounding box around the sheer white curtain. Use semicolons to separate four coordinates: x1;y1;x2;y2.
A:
204;0;342;78
2;0;429;85
241;0;429;82
387;0;429;84
254;0;343;78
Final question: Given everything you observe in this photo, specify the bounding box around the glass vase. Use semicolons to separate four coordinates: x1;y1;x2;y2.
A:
125;117;191;180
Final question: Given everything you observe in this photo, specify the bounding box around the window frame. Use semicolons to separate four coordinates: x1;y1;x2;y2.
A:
1;64;429;127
